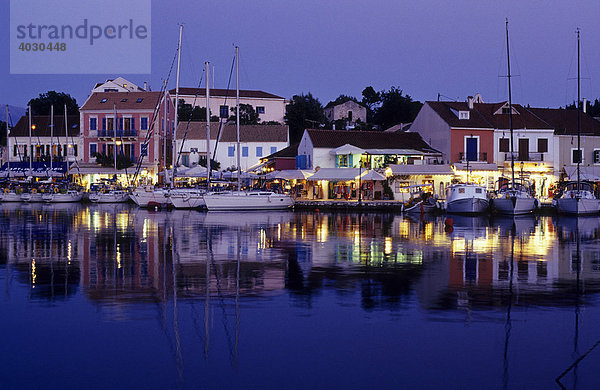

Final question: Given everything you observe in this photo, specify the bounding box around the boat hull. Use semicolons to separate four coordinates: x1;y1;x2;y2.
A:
169;190;206;209
89;191;130;203
403;200;439;214
0;192;23;202
42;192;84;203
130;189;171;207
203;192;294;211
556;197;600;215
492;196;537;215
446;197;489;215
21;193;44;203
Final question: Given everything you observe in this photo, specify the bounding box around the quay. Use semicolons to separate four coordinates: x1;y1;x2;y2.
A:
295;199;401;211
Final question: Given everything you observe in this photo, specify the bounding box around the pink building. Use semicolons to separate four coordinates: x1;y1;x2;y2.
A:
79;91;175;183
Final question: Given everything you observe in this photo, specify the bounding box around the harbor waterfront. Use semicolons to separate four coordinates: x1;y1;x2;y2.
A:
1;204;600;388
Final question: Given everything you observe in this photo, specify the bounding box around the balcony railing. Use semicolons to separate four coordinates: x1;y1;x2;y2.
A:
459;152;488;163
503;152;544;162
98;129;138;138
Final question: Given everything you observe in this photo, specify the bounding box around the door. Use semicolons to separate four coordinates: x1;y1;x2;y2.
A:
466;137;478;161
518;138;529;161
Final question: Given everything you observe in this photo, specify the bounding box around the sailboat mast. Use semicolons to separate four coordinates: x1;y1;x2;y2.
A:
236;46;241;192
28;105;32;174
205;62;211;189
172;24;183;188
506;19;515;188
50;105;53;176
577;29;581;189
5;105;9;179
64;104;68;178
113;103;117;174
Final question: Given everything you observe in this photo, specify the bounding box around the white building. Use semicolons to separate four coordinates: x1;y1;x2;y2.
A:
91;77;147;93
324;100;367;129
175;122;289;171
171;88;287;124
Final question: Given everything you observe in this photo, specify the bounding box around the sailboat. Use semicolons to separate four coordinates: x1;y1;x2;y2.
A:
131;26;184;209
491;20;538;215
203;47;294;211
556;30;600;215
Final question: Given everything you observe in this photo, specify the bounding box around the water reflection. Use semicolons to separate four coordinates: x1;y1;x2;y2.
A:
2;205;600;312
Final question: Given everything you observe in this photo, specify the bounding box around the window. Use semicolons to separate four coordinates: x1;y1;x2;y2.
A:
228;146;235;157
459;111;470;120
136;98;143;103
338;155;348;167
256;106;265;114
90;117;97;131
502;107;511;114
537;138;548;153
121;98;127;102
271;146;277;154
220;105;229;118
499;138;509;152
124;117;132;131
242;146;248;157
256;147;263;157
13;145;17;157
140;117;148;130
572;149;583;164
348;110;353;121
100;98;107;103
594;150;600;164
90;144;97;158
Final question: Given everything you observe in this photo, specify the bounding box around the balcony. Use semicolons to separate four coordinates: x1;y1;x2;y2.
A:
459;152;488;163
98;129;138;139
503;152;544;162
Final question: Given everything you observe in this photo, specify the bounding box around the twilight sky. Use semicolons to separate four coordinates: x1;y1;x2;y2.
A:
1;0;600;112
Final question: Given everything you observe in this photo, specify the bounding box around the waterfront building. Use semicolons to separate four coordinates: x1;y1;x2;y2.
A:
172;88;287;124
174;122;289;172
78;90;175;186
91;77;147;93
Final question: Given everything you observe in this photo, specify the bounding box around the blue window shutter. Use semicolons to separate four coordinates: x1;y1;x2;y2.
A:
131;117;135;130
349;154;353;166
119;118;123;131
102;118;106;130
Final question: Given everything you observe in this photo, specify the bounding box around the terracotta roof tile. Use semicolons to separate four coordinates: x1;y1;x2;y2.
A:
305;129;438;152
176;122;288;142
11;115;80;137
171;88;284;100
81;92;166;111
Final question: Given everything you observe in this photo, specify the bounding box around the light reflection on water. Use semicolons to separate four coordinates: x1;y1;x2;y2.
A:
0;203;600;389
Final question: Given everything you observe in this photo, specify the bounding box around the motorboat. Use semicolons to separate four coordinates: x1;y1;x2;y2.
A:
556;181;600;215
203;191;294;211
403;192;440;214
445;183;489;214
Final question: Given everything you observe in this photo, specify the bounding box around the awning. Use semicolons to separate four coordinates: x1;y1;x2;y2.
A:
0;162;68;177
360;170;386;181
263;170;314;180
329;144;366;155
387;164;454;176
453;163;499;172
307;168;361;181
564;166;600;181
364;148;424;155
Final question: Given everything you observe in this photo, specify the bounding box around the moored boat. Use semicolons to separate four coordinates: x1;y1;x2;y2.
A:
203;191;294;211
445;183;489;214
556;181;600;215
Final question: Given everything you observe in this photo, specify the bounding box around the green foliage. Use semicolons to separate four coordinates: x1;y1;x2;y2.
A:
373;87;422;130
285;93;327;144
229;103;260;125
0;120;6;147
199;156;221;171
28;91;78;115
94;152;133;170
177;99;218;122
382;180;394;200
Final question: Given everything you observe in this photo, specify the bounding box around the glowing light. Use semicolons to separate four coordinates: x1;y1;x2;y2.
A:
31;259;36;286
384;237;392;255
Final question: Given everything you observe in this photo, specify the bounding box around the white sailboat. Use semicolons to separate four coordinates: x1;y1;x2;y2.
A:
556;30;600;215
492;20;537;216
203;47;294;211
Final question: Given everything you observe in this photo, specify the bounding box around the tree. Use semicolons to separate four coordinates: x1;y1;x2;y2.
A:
325;94;359;108
28;91;78;115
362;86;381;123
566;99;600;117
229;103;260;125
0;120;6;147
372;87;422;130
285;93;327;144
177;99;218;122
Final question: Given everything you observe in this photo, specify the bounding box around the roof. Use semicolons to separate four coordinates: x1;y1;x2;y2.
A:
452;163;499;172
80;92;166;111
170;88;284;100
387;164;454;176
324;99;365;109
176;122;288;142
266;143;298;159
307;168;362;181
528;108;600;135
426;101;553;130
305;129;440;153
11;115;80;137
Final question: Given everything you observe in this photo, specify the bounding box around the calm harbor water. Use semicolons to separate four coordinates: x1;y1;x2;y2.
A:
1;204;600;389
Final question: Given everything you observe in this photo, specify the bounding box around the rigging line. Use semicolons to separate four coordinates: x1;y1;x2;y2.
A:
211;54;236;161
175;71;205;167
132;46;179;182
6;109;23;163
